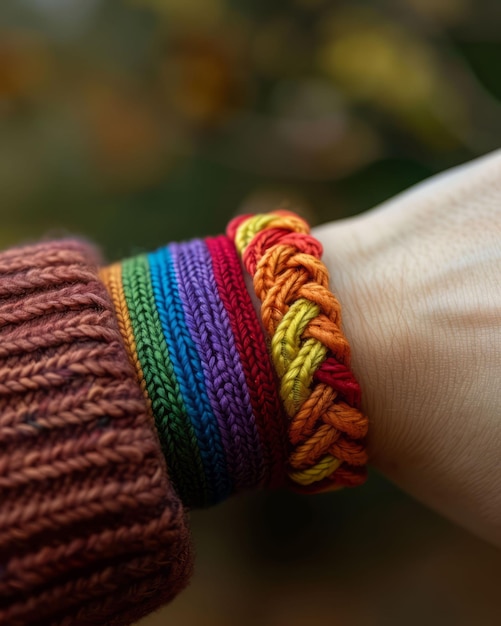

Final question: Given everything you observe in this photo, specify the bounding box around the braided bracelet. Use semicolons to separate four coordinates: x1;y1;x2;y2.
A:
0;212;368;625
227;210;369;492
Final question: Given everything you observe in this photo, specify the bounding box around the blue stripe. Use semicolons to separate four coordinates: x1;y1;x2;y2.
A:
170;240;264;491
148;246;232;504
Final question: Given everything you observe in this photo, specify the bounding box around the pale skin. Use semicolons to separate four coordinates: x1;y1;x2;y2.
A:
310;150;501;548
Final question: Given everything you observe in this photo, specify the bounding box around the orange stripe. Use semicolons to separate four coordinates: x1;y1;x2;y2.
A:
100;264;153;418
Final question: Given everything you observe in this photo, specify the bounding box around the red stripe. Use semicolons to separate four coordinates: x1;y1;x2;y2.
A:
206;235;287;488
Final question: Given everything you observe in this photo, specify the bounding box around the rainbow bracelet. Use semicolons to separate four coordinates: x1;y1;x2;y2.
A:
101;235;287;507
228;210;368;492
101;211;368;506
0;214;367;626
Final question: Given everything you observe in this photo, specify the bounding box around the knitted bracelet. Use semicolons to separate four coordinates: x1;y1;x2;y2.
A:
1;214;368;625
227;210;369;492
100;235;288;508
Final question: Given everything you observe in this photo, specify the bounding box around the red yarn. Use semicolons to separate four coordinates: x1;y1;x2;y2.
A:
243;229;323;275
206;236;288;489
225;214;253;240
314;358;362;409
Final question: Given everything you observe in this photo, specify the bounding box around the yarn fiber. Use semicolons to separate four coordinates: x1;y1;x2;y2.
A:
228;211;369;492
0;215;368;625
100;235;287;508
0;241;192;626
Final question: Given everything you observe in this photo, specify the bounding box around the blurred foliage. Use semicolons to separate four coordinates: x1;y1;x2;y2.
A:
1;3;501;625
1;0;501;257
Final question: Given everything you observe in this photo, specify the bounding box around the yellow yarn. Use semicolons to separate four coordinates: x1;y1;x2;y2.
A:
235;213;310;253
271;298;319;378
235;214;346;488
279;339;327;416
289;454;341;486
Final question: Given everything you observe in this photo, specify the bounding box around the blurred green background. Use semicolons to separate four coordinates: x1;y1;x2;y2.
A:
1;1;500;624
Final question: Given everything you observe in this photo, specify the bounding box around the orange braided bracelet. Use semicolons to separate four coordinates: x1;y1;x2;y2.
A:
227;210;369;493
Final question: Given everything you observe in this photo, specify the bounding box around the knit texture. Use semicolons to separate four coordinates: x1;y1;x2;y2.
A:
100;236;288;508
0;240;193;626
0;217;368;624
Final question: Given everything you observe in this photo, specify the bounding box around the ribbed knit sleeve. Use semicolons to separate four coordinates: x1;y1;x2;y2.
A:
0;212;369;624
0;240;193;626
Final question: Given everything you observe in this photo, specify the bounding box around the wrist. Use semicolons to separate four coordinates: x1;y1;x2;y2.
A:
312;217;399;470
314;211;501;547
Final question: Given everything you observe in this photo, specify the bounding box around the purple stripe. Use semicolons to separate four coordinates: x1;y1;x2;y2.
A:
169;239;264;490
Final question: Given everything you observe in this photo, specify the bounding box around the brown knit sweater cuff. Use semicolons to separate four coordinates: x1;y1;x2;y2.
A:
0;240;193;626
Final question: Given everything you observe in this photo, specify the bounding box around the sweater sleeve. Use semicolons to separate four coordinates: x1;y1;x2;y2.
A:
0;240;193;626
0;212;369;624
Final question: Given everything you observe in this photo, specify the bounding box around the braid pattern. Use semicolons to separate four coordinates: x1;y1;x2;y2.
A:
228;211;369;492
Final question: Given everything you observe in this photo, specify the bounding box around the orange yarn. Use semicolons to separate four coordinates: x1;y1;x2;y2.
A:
100;264;153;418
228;211;369;492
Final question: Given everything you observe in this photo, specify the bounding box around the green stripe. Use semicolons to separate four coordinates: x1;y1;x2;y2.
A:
121;254;208;505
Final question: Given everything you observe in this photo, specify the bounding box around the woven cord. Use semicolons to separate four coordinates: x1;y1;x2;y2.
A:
148;246;232;504
170;240;264;493
228;211;369;492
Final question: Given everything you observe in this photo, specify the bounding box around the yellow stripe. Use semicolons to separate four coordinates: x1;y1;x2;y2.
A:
279;339;327;416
